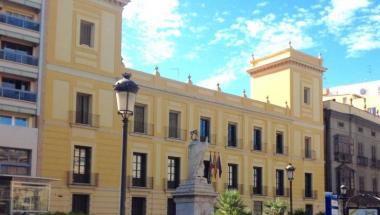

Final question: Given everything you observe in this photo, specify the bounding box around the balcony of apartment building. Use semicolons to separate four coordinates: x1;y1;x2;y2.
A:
224;183;244;195
127;176;154;190
357;155;369;167
0;6;40;44
0;39;39;78
303;189;318;200
67;171;99;187
334;151;353;163
0;76;37;113
250;185;268;197
0;121;37;176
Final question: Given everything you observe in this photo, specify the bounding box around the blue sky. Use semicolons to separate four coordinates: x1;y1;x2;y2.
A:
122;0;380;96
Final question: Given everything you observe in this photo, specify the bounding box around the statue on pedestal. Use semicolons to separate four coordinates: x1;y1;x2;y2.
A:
188;130;209;180
173;130;217;215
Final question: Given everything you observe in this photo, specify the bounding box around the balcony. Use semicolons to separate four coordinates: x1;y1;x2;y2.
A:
200;134;217;145
357;156;369;167
130;121;154;136
165;126;187;141
67;171;99;187
225;137;243;149
127;176;153;189
69;111;99;128
304;150;316;160
371;159;378;168
250;185;268;196
303;190;318;199
0;87;36;102
273;145;288;155
334;152;353;163
252;142;267;152
163;178;182;191
0;13;39;31
224;183;244;195
0;49;38;66
273;187;289;197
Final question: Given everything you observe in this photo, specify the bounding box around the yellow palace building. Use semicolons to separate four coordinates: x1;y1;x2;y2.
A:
0;0;325;214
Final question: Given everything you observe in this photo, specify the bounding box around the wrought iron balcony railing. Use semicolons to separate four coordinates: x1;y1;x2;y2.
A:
131;121;154;136
224;183;244;195
252;142;267;152
273;187;289;197
200;134;217;145
225;137;243;149
304;150;316;160
69;111;99;127
0;87;36;102
250;185;268;196
0;49;38;66
67;171;99;187
334;152;353;163
165;126;187;141
0;13;40;31
273;145;288;155
357;156;369;166
163;178;182;191
303;190;318;199
127;176;153;189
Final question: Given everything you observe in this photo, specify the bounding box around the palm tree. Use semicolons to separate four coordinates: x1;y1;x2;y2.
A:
263;198;288;215
214;190;251;215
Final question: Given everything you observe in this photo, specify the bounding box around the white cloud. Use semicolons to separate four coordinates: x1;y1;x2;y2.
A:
209;11;316;57
123;0;183;64
216;17;225;23
340;20;380;57
257;1;268;7
324;0;370;33
197;52;250;89
323;1;380;57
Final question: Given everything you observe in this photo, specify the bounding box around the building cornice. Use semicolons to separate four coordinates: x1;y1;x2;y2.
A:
247;57;325;77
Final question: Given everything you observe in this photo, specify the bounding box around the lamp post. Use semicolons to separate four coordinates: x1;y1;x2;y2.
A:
340;184;348;215
114;73;139;215
286;163;295;215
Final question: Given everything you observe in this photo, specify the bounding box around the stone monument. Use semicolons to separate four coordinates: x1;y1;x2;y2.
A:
173;130;218;215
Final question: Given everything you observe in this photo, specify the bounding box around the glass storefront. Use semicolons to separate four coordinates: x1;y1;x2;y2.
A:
0;176;50;215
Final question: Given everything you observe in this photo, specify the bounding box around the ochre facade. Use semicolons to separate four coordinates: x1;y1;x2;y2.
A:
35;0;326;214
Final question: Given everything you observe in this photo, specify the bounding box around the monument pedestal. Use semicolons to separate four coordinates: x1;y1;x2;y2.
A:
173;177;218;215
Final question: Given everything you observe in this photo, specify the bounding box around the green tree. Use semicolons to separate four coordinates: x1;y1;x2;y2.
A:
263;198;288;215
214;190;251;215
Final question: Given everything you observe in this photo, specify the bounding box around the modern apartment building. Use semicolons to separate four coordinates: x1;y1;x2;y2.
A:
0;0;51;214
324;100;380;197
324;80;380;116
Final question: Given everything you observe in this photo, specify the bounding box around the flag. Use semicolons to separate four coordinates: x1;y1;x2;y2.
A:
213;152;217;179
208;152;213;183
217;152;222;178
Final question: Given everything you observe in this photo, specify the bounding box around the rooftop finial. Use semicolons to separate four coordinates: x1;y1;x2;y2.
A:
251;53;255;61
266;96;270;103
187;74;192;84
217;83;221;91
288;40;292;48
154;65;160;76
318;53;323;59
242;89;247;98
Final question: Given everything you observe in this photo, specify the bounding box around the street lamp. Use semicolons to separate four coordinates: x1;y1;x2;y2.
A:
114;73;139;215
286;163;295;215
340;184;348;215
